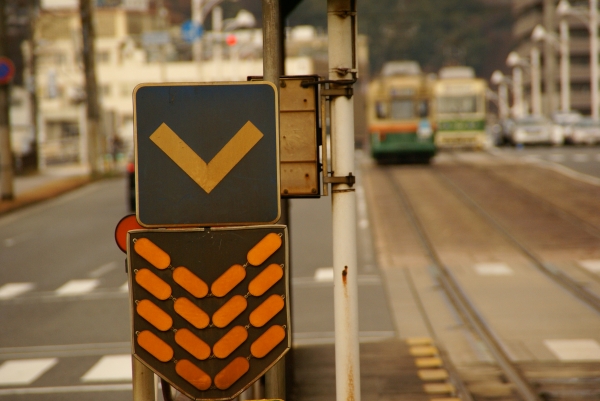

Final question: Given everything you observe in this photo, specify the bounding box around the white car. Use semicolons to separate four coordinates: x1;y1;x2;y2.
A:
570;118;600;145
552;111;582;142
511;116;564;145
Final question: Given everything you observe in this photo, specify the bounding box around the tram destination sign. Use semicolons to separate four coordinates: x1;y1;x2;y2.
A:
134;82;280;227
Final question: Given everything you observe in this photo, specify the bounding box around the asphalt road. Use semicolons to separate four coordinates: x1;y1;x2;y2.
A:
0;170;394;399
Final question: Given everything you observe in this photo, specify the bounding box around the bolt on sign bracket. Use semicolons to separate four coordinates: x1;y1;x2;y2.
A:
127;225;290;401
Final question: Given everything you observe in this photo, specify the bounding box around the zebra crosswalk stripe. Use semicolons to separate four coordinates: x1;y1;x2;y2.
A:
0;358;58;386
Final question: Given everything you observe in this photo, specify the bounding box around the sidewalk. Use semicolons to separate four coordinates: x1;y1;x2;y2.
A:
0;164;94;216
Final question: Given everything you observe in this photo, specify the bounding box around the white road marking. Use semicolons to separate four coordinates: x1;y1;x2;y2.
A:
89;262;118;278
544;339;600;361
119;282;129;292
3;239;16;247
578;259;600;273
81;355;132;382
548;154;565;162
0;384;131;395
573;153;589;162
314;267;334;282
0;358;58;386
0;283;35;299
55;279;100;296
474;263;513;276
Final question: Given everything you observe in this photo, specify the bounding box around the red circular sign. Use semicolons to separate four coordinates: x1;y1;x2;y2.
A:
0;57;15;85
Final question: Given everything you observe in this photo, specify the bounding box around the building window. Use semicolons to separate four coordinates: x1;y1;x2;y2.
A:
97;51;111;63
101;85;111;96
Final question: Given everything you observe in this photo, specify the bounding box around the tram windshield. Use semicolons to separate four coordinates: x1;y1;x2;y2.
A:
437;95;479;114
390;99;415;119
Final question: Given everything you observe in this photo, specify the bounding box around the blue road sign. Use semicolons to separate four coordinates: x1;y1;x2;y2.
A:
133;82;280;227
181;20;203;43
0;58;15;85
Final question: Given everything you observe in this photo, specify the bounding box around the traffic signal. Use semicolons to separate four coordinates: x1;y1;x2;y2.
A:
127;226;290;400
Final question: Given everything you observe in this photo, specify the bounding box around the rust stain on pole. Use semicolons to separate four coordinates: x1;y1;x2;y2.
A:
342;265;348;285
347;363;355;401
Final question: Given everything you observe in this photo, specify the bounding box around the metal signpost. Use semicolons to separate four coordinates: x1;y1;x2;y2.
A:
120;2;362;401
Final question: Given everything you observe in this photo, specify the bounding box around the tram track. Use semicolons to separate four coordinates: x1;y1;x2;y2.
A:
383;168;540;401
434;168;600;315
369;159;600;401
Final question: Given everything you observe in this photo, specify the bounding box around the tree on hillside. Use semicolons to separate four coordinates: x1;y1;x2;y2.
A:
287;0;513;78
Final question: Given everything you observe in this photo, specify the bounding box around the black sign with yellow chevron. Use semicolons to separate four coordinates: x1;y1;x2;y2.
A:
127;226;290;400
133;82;280;227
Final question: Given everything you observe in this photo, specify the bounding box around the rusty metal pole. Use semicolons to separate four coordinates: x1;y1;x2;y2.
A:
132;357;154;401
262;0;286;399
0;2;14;200
328;1;361;401
79;0;101;177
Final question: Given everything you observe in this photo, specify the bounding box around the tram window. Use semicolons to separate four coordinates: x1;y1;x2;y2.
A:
375;101;388;119
390;99;415;119
437;96;477;113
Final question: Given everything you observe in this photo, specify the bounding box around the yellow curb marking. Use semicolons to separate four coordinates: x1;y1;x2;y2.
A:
418;369;449;381
150;121;264;194
415;357;443;368
409;345;438;357
423;383;455;395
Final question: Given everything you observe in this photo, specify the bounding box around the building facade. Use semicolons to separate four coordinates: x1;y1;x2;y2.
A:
512;0;596;115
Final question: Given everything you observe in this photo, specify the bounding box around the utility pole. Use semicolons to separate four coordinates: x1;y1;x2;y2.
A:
79;0;101;177
261;1;287;399
0;2;14;200
328;2;361;401
543;0;557;115
27;0;39;172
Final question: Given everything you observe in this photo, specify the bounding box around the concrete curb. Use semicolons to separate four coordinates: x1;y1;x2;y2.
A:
0;175;92;216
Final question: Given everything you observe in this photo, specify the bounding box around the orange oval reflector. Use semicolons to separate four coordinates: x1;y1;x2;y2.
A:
174;328;211;361
136;299;173;331
213;326;248;359
174;297;210;329
135;268;172;300
115;214;143;253
133;238;170;270
211;264;246;298
249;294;284;328
175;359;212;391
173;267;208;298
137;330;173;362
247;233;282;266
250;325;286;358
214;357;250;390
212;295;247;328
248;263;283;297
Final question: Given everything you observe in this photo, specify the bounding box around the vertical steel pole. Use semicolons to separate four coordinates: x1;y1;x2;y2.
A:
590;0;599;120
192;0;203;62
328;1;361;401
498;82;509;119
132;358;154;401
512;66;524;118
79;0;101;176
544;0;558;115
531;46;542;116
560;19;571;112
262;1;286;398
